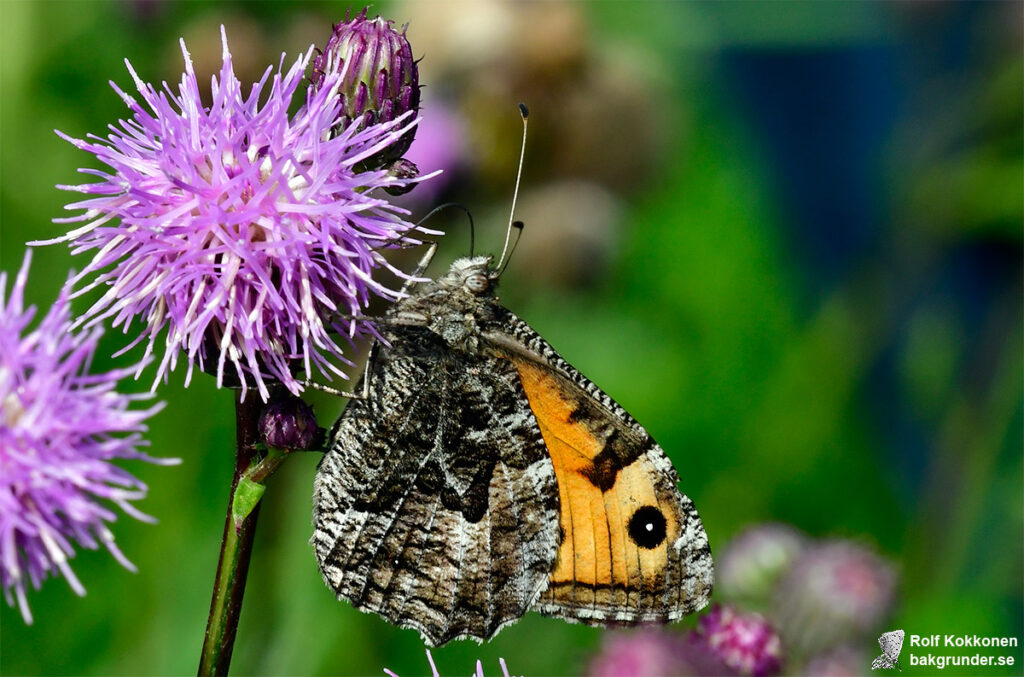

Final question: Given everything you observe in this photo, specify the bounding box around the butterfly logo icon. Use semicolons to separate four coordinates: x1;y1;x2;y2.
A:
872;629;905;671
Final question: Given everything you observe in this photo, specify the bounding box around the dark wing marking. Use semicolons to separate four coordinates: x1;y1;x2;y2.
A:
312;339;559;646
481;307;713;624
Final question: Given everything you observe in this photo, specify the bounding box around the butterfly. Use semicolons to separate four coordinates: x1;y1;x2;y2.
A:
871;629;905;671
311;248;713;646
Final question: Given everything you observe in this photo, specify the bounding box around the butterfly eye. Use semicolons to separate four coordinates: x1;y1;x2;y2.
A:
628;506;667;549
465;273;489;294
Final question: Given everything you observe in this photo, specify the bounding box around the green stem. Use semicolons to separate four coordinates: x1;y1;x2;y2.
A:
198;394;285;676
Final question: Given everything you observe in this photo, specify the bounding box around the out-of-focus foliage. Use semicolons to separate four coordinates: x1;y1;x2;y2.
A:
1;2;1019;676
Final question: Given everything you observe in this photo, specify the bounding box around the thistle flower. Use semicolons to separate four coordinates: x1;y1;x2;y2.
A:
770;540;898;656
0;253;173;624
311;9;421;166
695;604;784;677
41;28;436;400
717;523;808;610
587;628;736;677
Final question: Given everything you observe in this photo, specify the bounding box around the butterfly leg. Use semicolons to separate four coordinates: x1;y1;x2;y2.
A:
300;343;377;400
298;381;364;399
397;242;438;297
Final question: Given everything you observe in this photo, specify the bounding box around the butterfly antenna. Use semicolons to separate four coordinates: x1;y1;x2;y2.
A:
497;221;524;278
371;202;474;253
495;103;529;272
416;202;475;255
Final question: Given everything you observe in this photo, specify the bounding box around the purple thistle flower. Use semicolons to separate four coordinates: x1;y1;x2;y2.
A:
695;604;784;676
40;28;438;400
0;252;174;624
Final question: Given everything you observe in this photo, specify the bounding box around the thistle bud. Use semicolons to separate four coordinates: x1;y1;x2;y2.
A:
259;395;320;450
312;9;420;166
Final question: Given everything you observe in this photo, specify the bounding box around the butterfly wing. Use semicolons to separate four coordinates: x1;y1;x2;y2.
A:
482;309;714;625
312;337;560;646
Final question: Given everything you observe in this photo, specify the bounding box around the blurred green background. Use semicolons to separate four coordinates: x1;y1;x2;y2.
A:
1;1;1020;675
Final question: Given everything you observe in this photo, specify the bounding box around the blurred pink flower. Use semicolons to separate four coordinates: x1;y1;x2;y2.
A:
717;523;808;610
771;540;898;655
588;628;735;677
696;604;784;676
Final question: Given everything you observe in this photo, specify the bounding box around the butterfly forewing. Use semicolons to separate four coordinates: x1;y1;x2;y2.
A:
312;336;560;646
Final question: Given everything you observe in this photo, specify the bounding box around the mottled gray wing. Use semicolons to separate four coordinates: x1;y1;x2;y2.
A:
312;344;559;646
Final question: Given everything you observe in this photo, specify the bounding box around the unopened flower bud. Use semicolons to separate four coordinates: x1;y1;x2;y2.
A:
311;9;420;167
259;395;320;450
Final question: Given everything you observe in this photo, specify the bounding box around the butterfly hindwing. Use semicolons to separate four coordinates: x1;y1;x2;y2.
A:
482;311;713;624
312;333;560;646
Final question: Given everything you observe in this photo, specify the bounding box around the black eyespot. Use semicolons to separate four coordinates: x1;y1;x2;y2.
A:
628;506;667;549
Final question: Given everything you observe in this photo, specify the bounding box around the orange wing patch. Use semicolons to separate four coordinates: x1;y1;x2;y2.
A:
513;359;681;619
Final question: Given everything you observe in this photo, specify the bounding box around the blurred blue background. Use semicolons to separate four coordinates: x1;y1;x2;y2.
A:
1;1;1020;675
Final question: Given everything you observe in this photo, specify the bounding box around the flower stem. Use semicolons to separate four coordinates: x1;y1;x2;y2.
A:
198;393;272;676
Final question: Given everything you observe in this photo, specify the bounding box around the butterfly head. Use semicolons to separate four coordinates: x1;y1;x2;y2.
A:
438;256;499;297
